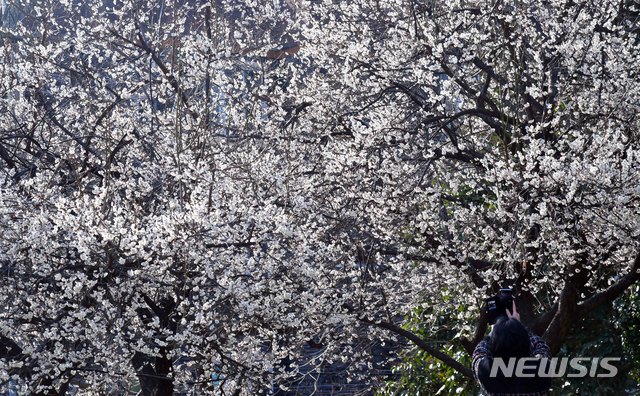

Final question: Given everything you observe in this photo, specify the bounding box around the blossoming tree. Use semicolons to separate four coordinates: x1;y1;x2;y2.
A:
1;0;639;394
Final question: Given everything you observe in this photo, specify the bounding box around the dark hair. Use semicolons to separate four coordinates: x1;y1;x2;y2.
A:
489;317;531;358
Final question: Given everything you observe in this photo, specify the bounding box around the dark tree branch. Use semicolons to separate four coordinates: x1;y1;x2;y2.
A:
359;317;474;378
536;252;640;355
0;334;22;359
530;302;558;336
0;142;15;169
34;89;101;158
472;56;506;86
109;26;198;121
542;280;580;354
105;134;133;169
578;252;640;316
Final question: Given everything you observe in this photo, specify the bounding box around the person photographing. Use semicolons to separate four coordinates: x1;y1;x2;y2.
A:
472;291;552;396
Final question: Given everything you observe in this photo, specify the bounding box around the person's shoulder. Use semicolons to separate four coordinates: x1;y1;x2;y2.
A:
473;338;492;359
529;334;544;342
472;337;492;380
528;335;551;358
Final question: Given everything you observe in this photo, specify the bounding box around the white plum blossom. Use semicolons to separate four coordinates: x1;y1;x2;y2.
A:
0;0;639;394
